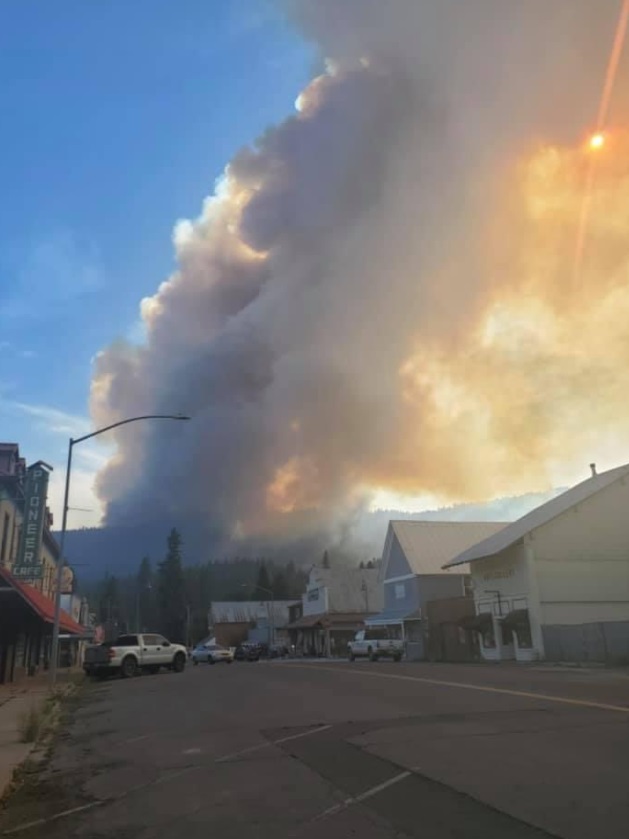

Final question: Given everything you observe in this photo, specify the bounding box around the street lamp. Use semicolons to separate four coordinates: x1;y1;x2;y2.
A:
242;584;275;648
50;413;190;687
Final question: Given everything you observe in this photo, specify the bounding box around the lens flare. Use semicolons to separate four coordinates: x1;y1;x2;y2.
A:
590;133;605;149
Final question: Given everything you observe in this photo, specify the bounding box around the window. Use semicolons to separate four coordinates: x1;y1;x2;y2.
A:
514;622;532;649
114;635;139;646
500;623;514;646
394;583;405;600
478;613;496;649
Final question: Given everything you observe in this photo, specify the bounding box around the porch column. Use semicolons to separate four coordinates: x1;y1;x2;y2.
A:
524;536;545;659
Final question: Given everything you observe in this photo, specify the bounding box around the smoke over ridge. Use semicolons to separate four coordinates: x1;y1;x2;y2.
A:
91;1;629;556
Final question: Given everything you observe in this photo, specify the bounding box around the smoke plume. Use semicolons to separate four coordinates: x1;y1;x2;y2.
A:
91;1;629;556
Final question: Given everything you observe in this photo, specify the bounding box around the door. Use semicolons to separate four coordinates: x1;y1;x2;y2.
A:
139;634;159;667
152;635;173;665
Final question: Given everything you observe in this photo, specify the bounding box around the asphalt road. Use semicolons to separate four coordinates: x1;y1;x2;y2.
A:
1;659;629;839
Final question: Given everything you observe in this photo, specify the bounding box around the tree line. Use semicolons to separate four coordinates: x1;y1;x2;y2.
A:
86;528;308;645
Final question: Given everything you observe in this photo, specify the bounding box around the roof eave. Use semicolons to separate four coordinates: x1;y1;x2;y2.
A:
443;548;501;569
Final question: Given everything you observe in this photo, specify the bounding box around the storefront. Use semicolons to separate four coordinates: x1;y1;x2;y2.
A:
0;567;85;684
287;612;370;657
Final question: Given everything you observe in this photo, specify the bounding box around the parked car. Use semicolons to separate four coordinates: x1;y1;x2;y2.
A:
83;633;188;678
348;629;404;662
192;643;234;665
234;643;261;662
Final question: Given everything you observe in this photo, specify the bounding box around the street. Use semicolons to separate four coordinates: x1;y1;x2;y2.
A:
1;661;628;839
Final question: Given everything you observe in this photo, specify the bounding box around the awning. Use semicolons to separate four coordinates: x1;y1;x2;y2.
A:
500;609;529;631
0;567;87;635
287;612;373;630
458;612;493;632
286;614;325;630
365;608;422;626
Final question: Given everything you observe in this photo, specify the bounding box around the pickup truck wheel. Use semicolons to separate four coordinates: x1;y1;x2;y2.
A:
172;652;186;673
349;652;355;662
121;656;139;678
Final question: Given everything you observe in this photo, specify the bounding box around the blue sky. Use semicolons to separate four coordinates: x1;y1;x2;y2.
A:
0;0;314;524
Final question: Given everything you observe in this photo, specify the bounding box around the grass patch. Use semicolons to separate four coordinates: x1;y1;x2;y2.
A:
1;677;87;817
17;706;43;744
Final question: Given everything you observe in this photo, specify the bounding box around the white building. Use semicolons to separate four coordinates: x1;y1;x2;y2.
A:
289;565;383;656
444;464;629;663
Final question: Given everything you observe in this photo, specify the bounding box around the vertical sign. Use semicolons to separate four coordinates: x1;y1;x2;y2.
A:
13;465;50;580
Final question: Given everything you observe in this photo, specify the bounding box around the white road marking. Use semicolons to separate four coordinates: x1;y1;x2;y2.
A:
214;723;332;764
182;747;202;755
307;771;412;825
125;733;151;744
283;664;629;714
0;765;201;836
354;770;412;802
2;801;104;835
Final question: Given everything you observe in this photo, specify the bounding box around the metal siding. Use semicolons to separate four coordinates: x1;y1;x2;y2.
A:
392;520;505;574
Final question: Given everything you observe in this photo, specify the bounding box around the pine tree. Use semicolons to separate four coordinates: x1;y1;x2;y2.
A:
157;529;186;642
272;565;289;599
255;561;272;597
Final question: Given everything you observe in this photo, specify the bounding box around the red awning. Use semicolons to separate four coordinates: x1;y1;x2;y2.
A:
0;567;86;635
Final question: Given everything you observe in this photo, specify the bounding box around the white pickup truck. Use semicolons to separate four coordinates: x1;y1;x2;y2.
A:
348;629;404;662
83;633;188;679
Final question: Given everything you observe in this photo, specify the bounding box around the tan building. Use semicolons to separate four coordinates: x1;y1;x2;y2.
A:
445;463;629;663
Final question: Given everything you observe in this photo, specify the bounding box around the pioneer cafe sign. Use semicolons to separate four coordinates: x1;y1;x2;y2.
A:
13;463;51;581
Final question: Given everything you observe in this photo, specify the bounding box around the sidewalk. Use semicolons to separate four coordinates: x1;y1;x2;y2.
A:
0;680;48;801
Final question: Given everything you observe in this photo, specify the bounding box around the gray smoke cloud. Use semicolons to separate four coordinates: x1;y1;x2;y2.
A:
91;1;629;557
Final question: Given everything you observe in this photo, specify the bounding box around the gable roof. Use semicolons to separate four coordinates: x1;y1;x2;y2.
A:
387;520;507;576
444;463;629;568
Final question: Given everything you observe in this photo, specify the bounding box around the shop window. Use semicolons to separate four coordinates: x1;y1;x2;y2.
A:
515;622;532;649
394;583;405;600
500;623;514;646
481;624;496;649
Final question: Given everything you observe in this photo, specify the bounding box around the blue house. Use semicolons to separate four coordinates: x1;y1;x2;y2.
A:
366;520;506;659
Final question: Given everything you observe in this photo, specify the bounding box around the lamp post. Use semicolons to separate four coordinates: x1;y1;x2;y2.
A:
242;584;275;648
50;413;190;687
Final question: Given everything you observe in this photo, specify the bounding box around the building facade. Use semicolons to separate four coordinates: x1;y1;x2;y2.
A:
288;564;382;656
0;443;86;683
445;464;629;663
207;600;298;648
